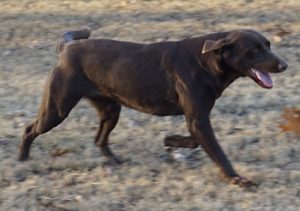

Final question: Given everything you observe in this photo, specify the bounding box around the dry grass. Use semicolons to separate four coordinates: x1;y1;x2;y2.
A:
0;0;299;210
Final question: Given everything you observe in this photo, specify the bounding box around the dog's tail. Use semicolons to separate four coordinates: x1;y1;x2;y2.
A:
57;28;91;53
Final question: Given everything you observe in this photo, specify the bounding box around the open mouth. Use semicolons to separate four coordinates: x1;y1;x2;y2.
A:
249;68;273;89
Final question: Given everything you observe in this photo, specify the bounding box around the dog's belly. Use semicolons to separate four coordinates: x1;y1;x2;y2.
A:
84;81;183;116
111;94;183;116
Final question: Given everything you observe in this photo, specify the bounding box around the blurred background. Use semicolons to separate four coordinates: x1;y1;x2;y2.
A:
0;0;299;210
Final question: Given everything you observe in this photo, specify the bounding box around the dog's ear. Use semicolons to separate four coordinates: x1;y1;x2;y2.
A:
201;39;228;54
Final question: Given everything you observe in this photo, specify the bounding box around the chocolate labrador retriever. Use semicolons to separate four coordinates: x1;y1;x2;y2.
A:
19;29;287;188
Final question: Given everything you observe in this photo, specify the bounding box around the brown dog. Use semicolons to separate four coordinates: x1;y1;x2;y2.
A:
19;29;287;188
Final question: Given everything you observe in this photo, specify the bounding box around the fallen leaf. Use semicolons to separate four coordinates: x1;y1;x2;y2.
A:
275;26;292;37
50;148;76;157
279;107;300;137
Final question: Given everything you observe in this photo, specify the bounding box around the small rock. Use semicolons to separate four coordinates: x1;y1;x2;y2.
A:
171;150;188;161
2;50;11;56
120;1;127;7
273;35;282;43
15;172;26;182
0;139;9;146
63;174;76;186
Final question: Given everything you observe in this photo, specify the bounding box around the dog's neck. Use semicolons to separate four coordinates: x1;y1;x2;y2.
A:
203;54;242;97
198;49;243;98
179;36;243;98
215;69;242;96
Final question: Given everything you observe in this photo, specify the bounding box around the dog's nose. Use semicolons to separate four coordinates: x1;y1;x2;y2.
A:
278;60;288;72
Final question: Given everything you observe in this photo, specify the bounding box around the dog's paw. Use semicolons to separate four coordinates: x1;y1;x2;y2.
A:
230;176;258;190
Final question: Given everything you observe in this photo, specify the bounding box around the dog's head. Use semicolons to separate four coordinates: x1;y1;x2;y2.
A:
202;30;288;89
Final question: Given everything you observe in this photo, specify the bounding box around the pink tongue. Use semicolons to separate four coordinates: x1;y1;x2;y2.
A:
255;70;273;88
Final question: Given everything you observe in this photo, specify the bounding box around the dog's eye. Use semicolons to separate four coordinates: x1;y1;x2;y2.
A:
253;43;265;53
253;47;259;53
246;47;259;57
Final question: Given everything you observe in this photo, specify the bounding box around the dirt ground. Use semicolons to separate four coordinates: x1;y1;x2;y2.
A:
0;0;299;210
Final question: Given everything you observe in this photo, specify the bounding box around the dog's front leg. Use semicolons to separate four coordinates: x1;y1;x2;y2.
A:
186;115;254;188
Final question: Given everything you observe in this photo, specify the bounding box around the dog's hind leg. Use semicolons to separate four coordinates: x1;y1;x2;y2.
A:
18;67;82;161
88;97;122;163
